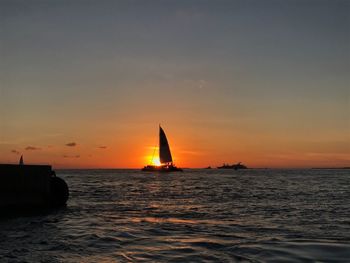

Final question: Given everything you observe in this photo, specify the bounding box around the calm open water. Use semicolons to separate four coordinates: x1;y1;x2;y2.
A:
0;169;349;262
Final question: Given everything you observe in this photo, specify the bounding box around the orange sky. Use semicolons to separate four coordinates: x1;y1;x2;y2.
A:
1;121;349;169
1;1;349;168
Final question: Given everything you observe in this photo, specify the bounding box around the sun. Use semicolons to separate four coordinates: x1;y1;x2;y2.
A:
151;156;161;166
145;146;161;166
145;155;161;166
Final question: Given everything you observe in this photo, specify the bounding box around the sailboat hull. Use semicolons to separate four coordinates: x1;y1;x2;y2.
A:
141;165;183;172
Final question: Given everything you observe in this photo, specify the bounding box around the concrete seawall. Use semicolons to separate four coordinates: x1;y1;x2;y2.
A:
0;164;68;210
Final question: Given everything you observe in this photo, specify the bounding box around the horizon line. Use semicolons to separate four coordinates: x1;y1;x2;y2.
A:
54;166;350;170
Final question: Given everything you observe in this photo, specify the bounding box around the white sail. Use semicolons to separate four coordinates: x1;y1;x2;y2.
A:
159;126;173;164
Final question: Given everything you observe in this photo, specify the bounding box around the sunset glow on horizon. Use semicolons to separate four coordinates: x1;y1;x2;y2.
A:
1;1;349;169
145;146;161;167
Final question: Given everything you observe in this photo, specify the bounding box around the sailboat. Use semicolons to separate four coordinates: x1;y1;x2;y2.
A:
142;126;183;172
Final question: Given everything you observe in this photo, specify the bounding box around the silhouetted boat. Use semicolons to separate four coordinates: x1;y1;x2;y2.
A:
217;162;247;170
142;126;182;172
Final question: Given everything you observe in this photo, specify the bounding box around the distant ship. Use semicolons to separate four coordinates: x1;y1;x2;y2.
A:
142;126;182;172
217;162;247;170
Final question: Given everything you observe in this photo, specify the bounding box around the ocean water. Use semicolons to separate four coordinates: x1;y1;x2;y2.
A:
0;169;349;262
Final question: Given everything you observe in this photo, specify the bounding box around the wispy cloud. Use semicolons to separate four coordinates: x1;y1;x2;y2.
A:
11;150;20;155
98;146;107;149
63;154;80;158
25;146;41;151
198;79;206;89
65;142;77;147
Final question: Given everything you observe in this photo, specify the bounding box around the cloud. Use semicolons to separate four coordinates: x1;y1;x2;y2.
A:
63;154;80;158
65;142;77;147
98;146;107;149
25;146;41;151
198;79;206;89
11;150;20;155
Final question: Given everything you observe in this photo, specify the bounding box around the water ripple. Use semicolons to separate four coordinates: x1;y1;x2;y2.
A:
1;169;349;262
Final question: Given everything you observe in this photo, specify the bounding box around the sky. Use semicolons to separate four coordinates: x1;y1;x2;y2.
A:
0;0;349;168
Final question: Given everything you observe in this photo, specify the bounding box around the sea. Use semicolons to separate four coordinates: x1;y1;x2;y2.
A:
0;169;349;262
